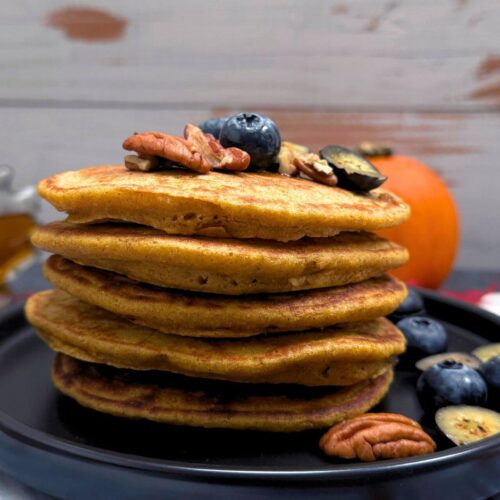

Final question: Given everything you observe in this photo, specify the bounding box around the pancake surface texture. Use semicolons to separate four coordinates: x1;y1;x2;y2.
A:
38;166;410;241
44;255;407;337
26;290;405;386
33;222;408;294
53;354;394;431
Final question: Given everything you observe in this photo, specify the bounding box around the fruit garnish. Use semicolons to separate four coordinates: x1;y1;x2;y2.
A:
481;356;500;409
198;117;227;139
482;355;500;390
435;405;500;445
357;141;393;158
389;289;425;323
394;289;425;316
417;361;488;412
219;112;281;169
319;145;387;192
416;352;481;372
473;343;500;362
397;316;448;362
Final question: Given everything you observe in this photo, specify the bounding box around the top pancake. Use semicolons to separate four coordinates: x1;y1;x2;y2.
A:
32;221;408;294
38;166;410;241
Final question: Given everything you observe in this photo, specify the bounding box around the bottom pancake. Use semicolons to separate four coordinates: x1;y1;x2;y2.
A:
53;354;394;432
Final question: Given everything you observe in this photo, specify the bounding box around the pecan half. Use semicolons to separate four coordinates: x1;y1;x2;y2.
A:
319;413;436;462
183;124;250;171
124;154;160;172
277;141;309;176
122;125;250;174
294;153;338;186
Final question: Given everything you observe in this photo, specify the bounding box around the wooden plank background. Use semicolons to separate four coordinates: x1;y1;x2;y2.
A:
1;0;500;269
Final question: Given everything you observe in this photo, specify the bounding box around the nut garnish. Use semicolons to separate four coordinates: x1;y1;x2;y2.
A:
319;413;436;462
123;124;250;174
183;124;250;171
277;142;338;186
277;141;310;176
294;153;338;187
124;154;160;172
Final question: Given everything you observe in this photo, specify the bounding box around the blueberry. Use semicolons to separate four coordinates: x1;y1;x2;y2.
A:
389;289;425;323
417;361;488;412
396;289;425;315
219;112;281;169
397;316;448;362
482;356;500;389
198;117;227;138
319;145;387;192
481;355;500;409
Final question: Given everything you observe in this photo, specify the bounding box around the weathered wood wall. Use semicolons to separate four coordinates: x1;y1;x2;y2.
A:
1;0;500;269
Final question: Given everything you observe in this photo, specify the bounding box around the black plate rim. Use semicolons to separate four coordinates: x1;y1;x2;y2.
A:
0;289;499;482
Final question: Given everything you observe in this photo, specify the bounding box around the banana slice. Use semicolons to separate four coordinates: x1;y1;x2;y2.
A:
416;352;481;372
436;405;500;445
472;344;500;362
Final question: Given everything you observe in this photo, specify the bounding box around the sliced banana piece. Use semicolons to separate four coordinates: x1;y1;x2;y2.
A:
436;405;500;446
472;344;500;363
416;352;481;372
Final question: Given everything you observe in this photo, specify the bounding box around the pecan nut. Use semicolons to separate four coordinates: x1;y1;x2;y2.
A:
124;154;160;172
183;124;250;172
319;413;436;462
277;141;310;176
294;153;338;187
123;124;250;174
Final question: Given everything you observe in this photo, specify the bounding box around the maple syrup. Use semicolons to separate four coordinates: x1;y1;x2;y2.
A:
0;213;36;284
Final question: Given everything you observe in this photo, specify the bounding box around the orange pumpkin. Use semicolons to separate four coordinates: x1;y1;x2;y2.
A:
369;154;460;289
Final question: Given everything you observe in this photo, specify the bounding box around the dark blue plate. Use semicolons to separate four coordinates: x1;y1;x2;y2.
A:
0;289;499;500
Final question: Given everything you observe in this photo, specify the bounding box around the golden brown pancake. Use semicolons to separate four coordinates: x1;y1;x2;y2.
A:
26;290;405;386
53;354;394;431
32;222;408;295
43;255;407;337
38;166;410;241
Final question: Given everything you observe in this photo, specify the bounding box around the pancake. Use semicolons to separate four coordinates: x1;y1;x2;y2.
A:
26;290;406;386
44;256;407;337
32;222;409;295
38;166;410;242
53;354;394;431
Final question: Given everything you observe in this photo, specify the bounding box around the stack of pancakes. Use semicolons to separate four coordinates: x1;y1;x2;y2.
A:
26;166;410;432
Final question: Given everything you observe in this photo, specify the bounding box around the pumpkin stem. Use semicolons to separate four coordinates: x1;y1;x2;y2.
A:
357;142;393;158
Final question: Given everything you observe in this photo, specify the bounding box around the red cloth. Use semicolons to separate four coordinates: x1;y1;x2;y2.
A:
440;284;497;305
